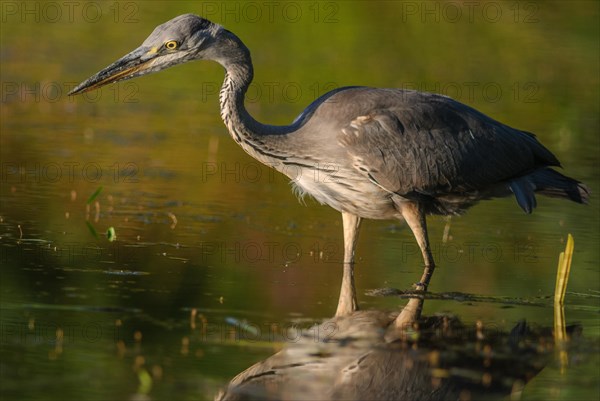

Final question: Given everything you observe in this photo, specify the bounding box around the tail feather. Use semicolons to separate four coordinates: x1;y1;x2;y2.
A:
509;168;589;214
531;168;590;204
509;178;536;214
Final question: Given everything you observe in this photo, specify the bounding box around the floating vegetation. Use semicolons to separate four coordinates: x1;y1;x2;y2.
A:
134;356;153;396
554;234;575;374
555;233;574;306
85;220;98;238
103;270;150;276
225;317;260;337
86;186;103;205
366;288;552;307
167;212;177;229
107;226;117;242
2;302;142;313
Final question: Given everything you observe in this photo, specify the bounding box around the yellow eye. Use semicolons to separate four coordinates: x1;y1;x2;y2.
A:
165;40;178;50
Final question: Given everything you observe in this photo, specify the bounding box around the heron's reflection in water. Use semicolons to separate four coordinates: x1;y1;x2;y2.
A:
216;296;570;401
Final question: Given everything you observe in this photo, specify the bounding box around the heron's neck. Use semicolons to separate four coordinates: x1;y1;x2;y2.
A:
215;31;282;153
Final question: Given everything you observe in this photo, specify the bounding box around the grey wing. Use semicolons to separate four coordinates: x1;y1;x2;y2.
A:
338;94;560;203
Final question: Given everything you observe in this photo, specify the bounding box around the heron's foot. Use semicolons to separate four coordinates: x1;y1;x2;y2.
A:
414;263;435;291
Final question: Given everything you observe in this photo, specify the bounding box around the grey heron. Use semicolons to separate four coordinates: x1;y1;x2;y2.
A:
70;14;589;318
215;310;553;401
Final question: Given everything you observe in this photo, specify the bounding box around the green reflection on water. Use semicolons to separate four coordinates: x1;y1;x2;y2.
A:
1;1;598;400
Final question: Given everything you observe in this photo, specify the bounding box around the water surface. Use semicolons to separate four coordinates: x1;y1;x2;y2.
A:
1;1;599;400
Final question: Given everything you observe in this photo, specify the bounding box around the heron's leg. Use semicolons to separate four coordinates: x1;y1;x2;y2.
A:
399;202;436;290
394;201;436;328
335;211;362;317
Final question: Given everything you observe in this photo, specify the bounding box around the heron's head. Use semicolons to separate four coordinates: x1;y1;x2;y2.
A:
69;14;225;95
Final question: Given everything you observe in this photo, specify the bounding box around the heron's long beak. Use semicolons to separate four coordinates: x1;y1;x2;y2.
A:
69;46;159;95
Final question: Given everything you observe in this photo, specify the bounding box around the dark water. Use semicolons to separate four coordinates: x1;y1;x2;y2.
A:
1;1;599;400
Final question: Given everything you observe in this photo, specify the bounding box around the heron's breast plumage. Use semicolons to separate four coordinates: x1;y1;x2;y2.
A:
289;163;400;220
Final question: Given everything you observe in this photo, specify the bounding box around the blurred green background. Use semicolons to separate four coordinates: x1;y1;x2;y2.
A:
1;1;598;400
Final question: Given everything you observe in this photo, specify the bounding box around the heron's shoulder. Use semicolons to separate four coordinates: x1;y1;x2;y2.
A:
319;87;456;107
292;87;454;128
320;87;520;133
317;87;470;116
